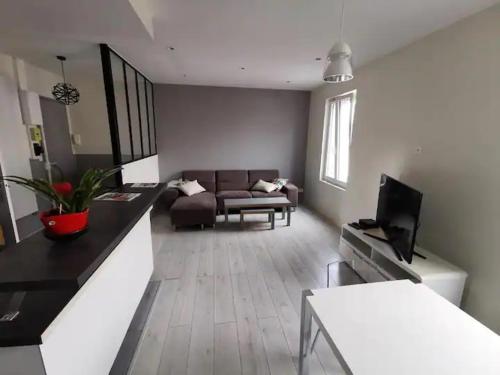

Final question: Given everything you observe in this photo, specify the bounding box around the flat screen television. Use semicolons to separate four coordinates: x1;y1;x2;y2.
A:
376;174;423;264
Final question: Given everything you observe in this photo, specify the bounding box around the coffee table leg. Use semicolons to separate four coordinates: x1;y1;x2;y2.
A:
287;206;291;226
282;207;285;220
225;208;229;224
271;212;275;230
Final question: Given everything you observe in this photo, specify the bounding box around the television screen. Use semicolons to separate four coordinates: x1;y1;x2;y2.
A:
376;174;423;263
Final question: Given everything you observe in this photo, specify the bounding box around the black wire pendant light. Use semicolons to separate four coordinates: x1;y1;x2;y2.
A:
52;56;80;105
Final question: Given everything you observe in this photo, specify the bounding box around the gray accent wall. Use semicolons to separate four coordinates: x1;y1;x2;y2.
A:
154;84;310;186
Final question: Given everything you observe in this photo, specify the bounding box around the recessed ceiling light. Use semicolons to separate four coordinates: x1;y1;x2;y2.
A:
315;57;322;61
240;67;246;70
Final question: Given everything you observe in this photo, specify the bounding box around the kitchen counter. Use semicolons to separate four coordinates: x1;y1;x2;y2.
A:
0;184;165;347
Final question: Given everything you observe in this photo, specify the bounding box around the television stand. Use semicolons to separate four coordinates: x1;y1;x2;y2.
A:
339;224;467;306
362;232;403;261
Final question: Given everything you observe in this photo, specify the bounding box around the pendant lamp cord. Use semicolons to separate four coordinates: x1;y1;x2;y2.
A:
340;0;345;41
60;60;66;84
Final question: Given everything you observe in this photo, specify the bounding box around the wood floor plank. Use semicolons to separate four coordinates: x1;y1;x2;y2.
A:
258;231;304;313
198;231;214;277
129;280;179;375
164;243;187;279
258;317;296;375
259;269;326;375
158;325;191;375
232;274;271;375
214;243;236;323
214;322;242;375
170;246;200;327
246;272;277;319
187;276;215;375
228;234;247;275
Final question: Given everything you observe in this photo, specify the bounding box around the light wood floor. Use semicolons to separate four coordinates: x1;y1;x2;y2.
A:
128;207;347;375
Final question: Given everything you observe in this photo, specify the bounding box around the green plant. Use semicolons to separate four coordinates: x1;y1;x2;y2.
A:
0;167;121;214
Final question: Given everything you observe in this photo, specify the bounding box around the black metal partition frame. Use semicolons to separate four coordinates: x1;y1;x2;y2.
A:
100;44;157;185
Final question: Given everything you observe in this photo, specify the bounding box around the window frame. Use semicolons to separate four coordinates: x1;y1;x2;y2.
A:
320;90;356;190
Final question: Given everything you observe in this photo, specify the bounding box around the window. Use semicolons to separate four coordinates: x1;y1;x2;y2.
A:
321;90;356;188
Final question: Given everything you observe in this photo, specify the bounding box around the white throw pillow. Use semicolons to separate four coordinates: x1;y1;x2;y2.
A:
179;180;206;196
272;178;288;191
167;178;183;189
251;179;278;193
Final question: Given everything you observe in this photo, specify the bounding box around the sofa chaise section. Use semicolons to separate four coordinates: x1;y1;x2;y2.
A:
170;170;217;228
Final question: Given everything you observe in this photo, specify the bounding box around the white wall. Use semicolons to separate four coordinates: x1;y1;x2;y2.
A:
0;75;37;220
0;54;57;221
305;5;500;332
121;155;159;184
67;47;112;156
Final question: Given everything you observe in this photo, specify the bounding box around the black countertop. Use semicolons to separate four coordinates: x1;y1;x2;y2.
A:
0;184;165;346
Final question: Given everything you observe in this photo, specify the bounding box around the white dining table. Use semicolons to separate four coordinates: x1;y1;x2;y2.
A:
298;280;500;375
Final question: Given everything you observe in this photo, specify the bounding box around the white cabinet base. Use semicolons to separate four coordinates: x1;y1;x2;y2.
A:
340;224;467;306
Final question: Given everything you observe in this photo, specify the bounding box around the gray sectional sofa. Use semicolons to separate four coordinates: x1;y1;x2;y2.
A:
166;169;298;229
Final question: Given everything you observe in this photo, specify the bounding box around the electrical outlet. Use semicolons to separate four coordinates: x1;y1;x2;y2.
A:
71;133;82;146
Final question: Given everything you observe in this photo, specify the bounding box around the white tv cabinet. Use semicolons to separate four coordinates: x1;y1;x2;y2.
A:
338;224;468;306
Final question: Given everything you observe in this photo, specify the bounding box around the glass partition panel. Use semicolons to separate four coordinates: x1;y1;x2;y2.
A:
125;66;143;159
147;81;157;154
137;74;150;156
110;54;133;163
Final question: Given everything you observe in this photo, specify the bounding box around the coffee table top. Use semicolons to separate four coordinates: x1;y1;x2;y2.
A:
224;197;291;209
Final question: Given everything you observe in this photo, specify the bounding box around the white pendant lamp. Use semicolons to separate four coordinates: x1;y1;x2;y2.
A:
323;0;353;83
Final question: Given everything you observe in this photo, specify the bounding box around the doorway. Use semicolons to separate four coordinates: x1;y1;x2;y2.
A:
39;97;78;183
0;162;16;248
17;97;78;240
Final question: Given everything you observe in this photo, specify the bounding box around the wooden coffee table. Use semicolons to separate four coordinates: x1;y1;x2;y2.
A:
224;197;292;226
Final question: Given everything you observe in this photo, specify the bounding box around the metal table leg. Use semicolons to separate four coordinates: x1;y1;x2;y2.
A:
298;290;313;375
225;207;229;224
287;206;291;226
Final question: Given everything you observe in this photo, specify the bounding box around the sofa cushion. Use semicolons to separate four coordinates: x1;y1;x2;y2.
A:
248;170;279;186
215;190;252;209
183;170;216;192
251;191;286;199
216;170;249;191
170;192;216;227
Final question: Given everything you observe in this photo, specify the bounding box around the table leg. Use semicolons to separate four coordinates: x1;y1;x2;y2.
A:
287;206;291;226
271;212;275;230
299;290;313;375
282;207;286;220
225;208;229;224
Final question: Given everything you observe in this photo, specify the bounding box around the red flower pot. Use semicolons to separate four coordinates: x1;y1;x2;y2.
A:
40;209;89;236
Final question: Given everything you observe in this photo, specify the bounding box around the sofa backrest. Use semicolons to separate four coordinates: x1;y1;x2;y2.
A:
248;169;279;186
216;170;249;191
180;169;280;192
183;170;216;192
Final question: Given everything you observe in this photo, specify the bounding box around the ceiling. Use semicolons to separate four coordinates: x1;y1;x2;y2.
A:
0;0;498;90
